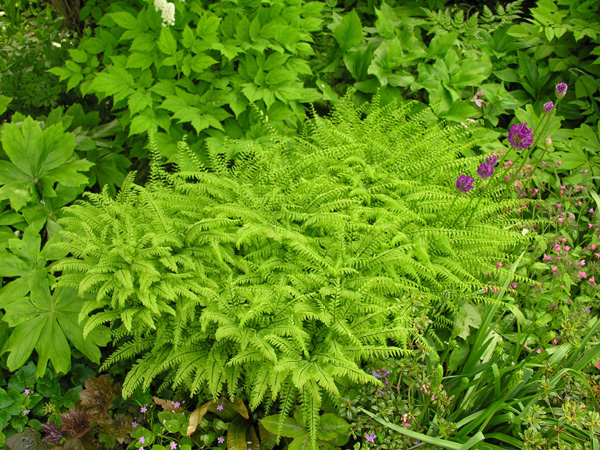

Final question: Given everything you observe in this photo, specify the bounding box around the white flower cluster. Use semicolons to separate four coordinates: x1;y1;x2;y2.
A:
154;0;175;27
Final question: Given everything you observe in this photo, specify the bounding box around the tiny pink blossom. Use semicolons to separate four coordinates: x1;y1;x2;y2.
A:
569;214;575;220
170;442;177;450
140;406;147;413
578;201;583;206
565;246;571;252
557;203;562;208
496;262;503;268
550;303;556;309
553;244;561;252
596;363;600;370
579;271;587;279
596;253;600;259
552;266;558;272
140;437;146;444
580;260;586;266
511;283;518;289
589;277;596;285
132;421;138;428
558;218;564;224
218;437;225;444
217;403;224;411
590;223;595;229
558;161;562;166
536;348;542;354
590;208;595;213
24;389;30;395
553;339;558;345
592;245;597;250
23;410;30;415
543;254;551;261
173;401;181;408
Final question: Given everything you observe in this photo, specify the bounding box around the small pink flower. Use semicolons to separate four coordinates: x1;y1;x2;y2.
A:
496;262;503;268
596;363;600;370
565;246;571;252
579;271;587;279
592;245;597;250
543;254;551;261
553;244;561;252
24;389;30;395
170;442;177;450
580;260;586;266
561;185;566;189
557;203;562;208
172;401;181;408
596;253;600;259
569;214;575;220
589;277;596;285
558;161;562;166
578;201;583;206
536;348;542;354
140;437;146;444
132;421;138;428
511;283;518;289
560;190;564;194
558;218;564;224
590;208;595;213
550;303;556;309
217;403;224;411
552;266;558;272
505;161;513;167
584;169;589;174
218;437;225;444
140;406;147;413
590;223;595;229
23;410;30;415
553;339;558;345
577;186;584;191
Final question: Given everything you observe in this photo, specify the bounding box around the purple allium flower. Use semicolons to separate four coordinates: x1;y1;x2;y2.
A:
365;433;377;443
543;101;554;114
508;123;534;150
477;155;497;180
456;174;474;193
218;437;225;444
555;83;568;98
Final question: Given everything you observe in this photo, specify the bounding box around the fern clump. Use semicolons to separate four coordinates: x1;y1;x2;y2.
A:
51;92;528;447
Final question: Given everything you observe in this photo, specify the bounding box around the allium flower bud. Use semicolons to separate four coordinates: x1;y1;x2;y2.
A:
543;101;554;114
455;174;474;193
555;83;568;98
508;123;534;150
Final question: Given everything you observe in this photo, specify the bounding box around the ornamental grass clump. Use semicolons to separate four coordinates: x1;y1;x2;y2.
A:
50;91;529;449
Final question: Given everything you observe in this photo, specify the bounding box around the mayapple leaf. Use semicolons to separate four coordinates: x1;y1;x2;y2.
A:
6;428;48;450
78;374;113;423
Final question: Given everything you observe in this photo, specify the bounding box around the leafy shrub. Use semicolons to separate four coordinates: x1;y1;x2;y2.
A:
51;92;529;447
52;0;324;163
0;10;81;120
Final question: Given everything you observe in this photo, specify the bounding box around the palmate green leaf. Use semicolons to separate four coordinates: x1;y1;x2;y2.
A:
2;270;109;376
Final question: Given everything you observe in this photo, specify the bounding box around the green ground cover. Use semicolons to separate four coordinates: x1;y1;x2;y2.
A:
0;0;599;449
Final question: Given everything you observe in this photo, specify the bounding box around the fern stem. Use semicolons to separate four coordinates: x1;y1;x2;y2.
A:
442;196;459;228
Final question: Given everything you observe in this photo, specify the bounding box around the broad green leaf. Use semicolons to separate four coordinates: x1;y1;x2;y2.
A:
126;52;153;70
317;414;350;440
158;27;177;55
0;95;12;115
333;10;362;53
427;32;458;61
260;415;306;438
191;54;218;73
287;435;311;450
108;11;138;30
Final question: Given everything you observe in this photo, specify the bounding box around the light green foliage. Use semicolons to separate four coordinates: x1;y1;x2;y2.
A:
50;92;527;447
52;0;323;163
0;226;110;377
0;116;93;212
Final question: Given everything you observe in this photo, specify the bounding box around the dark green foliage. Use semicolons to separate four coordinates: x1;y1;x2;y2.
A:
51;92;528;447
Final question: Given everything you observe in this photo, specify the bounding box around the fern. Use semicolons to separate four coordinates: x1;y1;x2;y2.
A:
52;91;531;449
